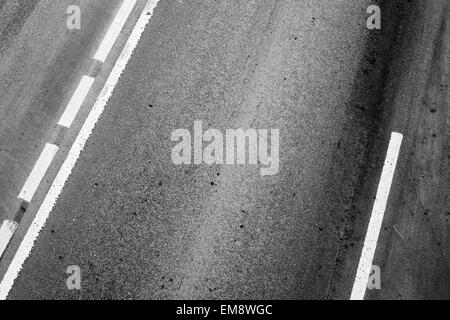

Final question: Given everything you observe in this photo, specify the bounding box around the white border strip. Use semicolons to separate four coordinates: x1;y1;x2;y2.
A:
93;0;137;62
58;76;95;128
0;221;18;259
0;0;160;300
350;132;403;300
18;144;59;203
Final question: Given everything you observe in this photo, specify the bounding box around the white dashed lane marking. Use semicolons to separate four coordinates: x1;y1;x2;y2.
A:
0;221;18;259
93;0;137;63
18;143;59;203
58;76;95;128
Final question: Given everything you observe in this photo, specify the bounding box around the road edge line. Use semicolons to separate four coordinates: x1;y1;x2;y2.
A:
350;132;404;300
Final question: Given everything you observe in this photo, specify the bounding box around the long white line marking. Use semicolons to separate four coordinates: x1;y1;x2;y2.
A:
18;144;59;203
58;76;95;128
0;221;18;259
351;132;403;300
0;0;160;300
93;0;137;62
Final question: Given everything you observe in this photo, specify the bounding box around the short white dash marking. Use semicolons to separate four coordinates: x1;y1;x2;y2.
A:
0;221;18;259
18;144;59;203
0;0;160;300
93;0;137;62
351;132;403;300
58;76;95;128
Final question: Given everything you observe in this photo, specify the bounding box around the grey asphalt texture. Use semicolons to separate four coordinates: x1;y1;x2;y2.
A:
0;0;448;300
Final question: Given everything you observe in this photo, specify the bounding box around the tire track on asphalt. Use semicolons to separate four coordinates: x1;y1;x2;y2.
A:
0;0;39;52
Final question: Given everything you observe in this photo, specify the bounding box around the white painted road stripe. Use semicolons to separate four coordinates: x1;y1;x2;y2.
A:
0;221;18;259
58;76;95;128
18;144;59;203
351;132;403;300
93;0;137;62
0;0;160;300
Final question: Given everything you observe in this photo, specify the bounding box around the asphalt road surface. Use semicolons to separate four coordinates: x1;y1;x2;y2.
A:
0;0;448;300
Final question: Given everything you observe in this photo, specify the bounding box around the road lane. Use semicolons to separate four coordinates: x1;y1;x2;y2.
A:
0;0;448;300
367;0;450;299
0;0;123;222
331;0;450;300
4;0;408;299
